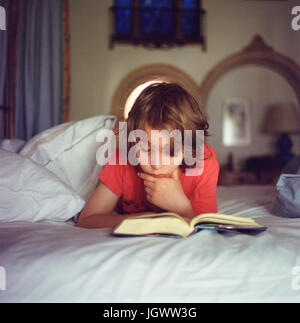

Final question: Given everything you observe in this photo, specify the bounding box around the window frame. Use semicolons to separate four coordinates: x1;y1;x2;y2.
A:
109;0;206;49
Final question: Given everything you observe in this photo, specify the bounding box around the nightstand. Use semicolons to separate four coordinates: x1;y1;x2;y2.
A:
218;170;281;186
219;155;282;186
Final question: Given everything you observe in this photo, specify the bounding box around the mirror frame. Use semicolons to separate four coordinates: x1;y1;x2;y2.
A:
199;35;300;111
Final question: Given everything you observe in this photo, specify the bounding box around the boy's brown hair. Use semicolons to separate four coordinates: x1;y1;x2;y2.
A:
117;82;210;169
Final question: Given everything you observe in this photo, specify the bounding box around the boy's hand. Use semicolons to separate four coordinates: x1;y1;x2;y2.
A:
137;170;194;217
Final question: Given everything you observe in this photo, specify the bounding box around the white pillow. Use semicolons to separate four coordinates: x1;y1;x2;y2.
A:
0;139;26;153
20;115;116;200
0;149;85;223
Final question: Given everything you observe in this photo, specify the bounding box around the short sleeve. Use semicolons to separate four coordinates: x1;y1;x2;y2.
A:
99;150;124;197
190;145;219;214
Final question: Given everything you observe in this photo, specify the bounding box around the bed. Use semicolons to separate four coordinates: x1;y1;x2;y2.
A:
0;116;300;303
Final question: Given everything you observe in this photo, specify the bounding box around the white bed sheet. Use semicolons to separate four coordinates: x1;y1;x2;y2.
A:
1;185;300;303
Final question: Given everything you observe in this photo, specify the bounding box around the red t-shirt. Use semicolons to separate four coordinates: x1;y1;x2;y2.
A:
99;144;219;215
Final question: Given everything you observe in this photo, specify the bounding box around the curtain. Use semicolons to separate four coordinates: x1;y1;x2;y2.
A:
62;0;71;123
0;0;8;139
0;0;19;138
0;1;8;108
0;0;71;140
15;0;64;140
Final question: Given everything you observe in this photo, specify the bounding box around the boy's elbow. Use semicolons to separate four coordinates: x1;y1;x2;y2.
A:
76;210;90;228
75;213;85;228
75;212;113;229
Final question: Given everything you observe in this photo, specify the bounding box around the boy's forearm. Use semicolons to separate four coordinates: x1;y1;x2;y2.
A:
76;212;153;229
76;213;125;229
76;202;195;229
177;200;196;219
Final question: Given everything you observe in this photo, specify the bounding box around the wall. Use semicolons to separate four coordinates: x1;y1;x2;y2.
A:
69;0;300;167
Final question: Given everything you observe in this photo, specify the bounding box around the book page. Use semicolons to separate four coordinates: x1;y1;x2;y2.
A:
113;213;192;237
190;213;258;227
129;212;186;222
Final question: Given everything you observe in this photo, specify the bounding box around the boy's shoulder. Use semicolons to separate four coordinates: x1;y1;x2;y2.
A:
182;144;218;178
99;148;137;183
107;147;128;166
106;148;138;176
204;143;217;161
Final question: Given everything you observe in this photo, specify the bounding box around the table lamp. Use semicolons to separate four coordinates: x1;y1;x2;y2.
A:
264;103;300;169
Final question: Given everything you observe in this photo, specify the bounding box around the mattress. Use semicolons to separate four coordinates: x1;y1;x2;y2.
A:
0;185;300;303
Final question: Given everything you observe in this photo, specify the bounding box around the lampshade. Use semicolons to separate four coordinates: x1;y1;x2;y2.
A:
264;103;300;133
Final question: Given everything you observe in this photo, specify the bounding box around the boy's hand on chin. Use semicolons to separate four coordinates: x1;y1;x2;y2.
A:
137;169;191;214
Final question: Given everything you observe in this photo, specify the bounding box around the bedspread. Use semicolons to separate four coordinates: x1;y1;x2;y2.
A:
1;185;300;302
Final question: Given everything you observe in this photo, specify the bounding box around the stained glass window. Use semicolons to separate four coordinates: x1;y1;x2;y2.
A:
110;0;205;49
181;0;198;37
115;0;132;36
140;0;172;9
182;0;197;9
140;0;173;36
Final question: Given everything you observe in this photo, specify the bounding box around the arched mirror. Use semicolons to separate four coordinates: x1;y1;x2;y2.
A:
200;35;300;177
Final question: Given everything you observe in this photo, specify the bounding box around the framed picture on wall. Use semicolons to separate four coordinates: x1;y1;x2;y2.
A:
222;97;251;146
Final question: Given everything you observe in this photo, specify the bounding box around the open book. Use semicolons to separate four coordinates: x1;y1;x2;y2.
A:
112;212;267;238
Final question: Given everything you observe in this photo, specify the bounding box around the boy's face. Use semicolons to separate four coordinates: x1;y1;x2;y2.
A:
137;123;184;178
